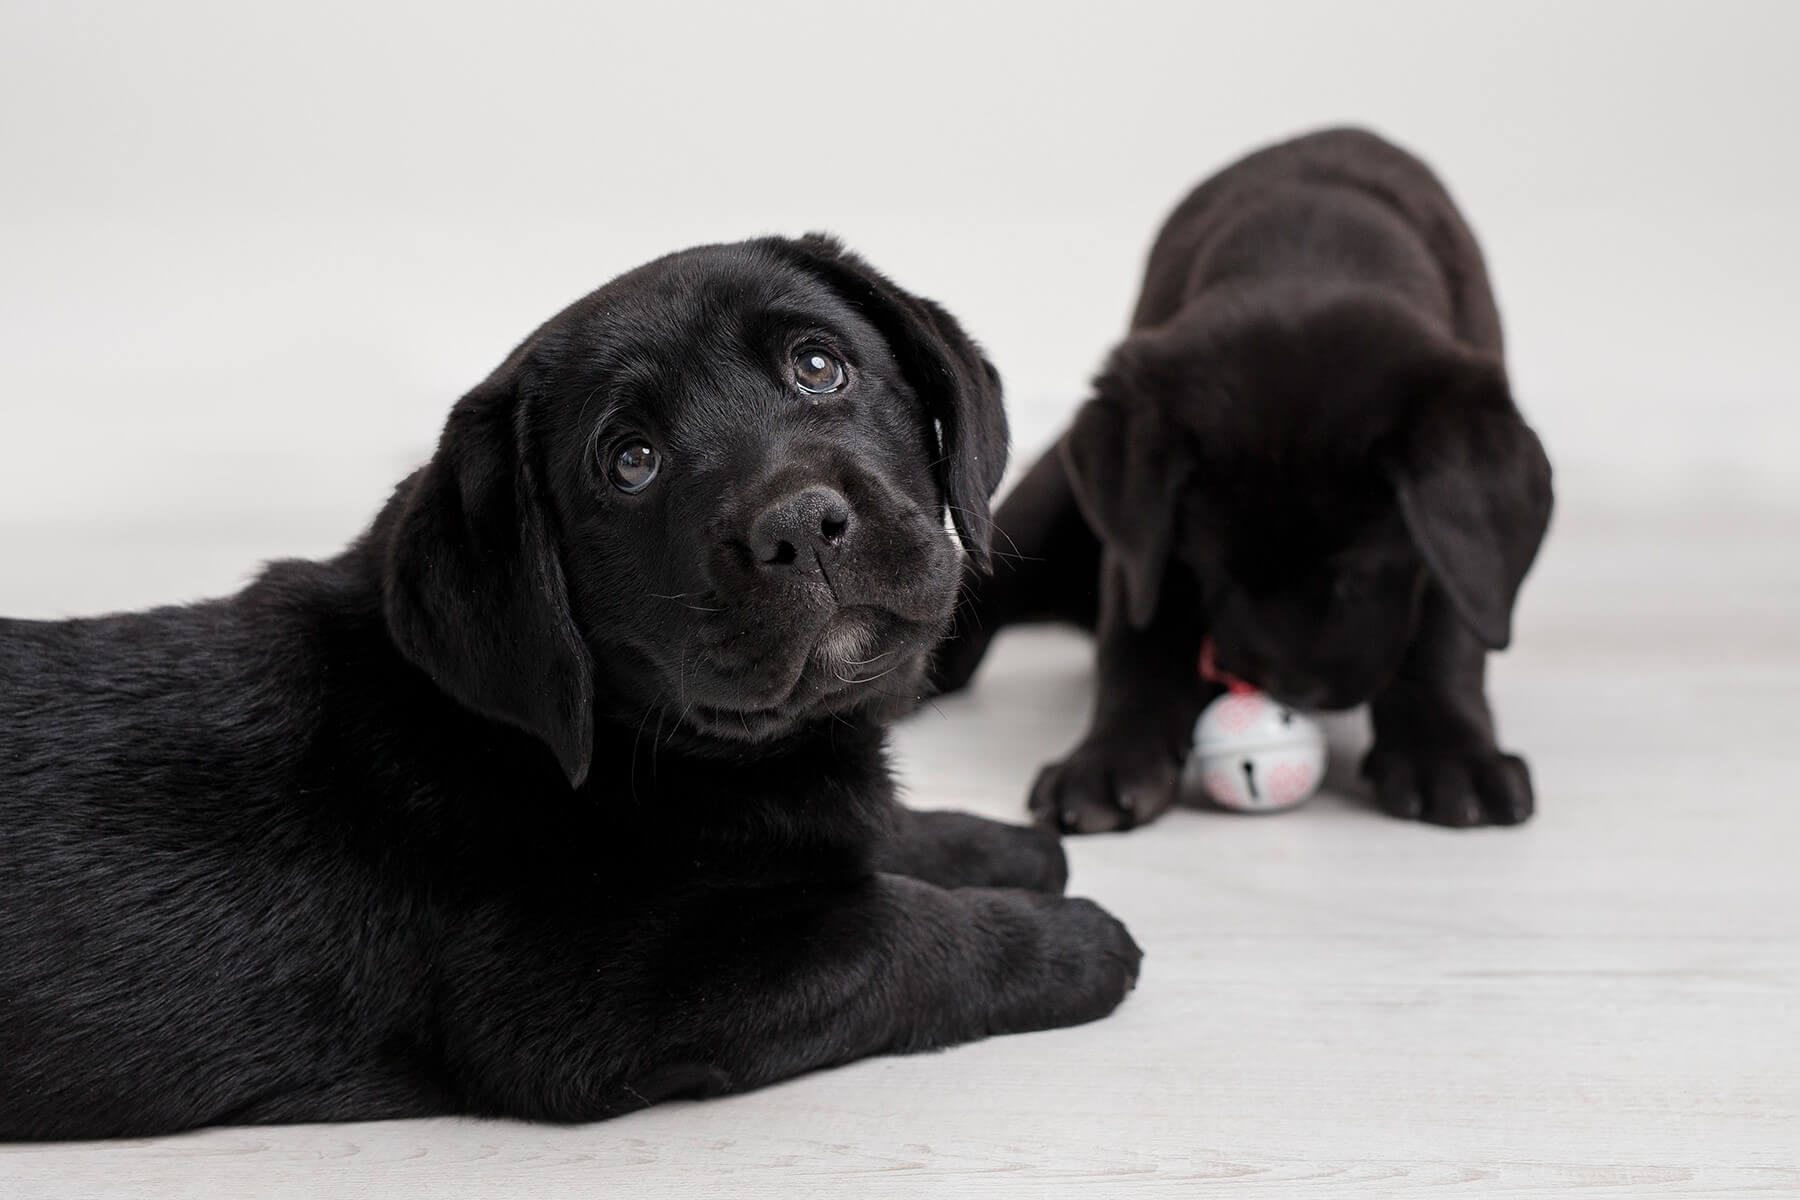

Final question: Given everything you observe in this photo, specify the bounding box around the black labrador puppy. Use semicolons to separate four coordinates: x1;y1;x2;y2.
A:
935;129;1553;834
0;235;1140;1141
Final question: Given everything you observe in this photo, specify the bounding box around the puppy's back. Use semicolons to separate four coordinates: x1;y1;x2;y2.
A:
0;589;435;1139
1132;128;1502;354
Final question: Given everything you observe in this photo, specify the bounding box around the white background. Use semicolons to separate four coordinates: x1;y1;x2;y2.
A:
2;0;1797;617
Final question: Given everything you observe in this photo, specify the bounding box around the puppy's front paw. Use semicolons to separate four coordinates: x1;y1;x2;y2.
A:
1028;737;1182;835
878;810;1069;893
937;813;1070;892
995;894;1143;1032
1362;745;1534;827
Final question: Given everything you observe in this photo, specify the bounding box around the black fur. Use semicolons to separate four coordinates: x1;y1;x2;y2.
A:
0;236;1140;1140
934;129;1553;834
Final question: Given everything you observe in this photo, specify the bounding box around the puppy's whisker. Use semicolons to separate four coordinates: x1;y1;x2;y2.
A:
943;502;1035;565
940;501;992;536
834;660;905;686
839;649;892;667
629;692;668;805
651;703;668;778
665;631;699;751
950;586;987;632
648;592;724;614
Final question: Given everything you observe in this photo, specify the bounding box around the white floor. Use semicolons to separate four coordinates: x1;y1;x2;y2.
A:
3;482;1798;1199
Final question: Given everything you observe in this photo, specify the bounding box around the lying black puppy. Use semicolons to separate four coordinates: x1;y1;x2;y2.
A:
935;129;1553;834
0;235;1140;1141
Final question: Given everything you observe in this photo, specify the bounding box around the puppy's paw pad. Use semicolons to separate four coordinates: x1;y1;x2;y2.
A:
1028;746;1179;836
1029;755;1166;841
1364;746;1535;827
1472;754;1534;825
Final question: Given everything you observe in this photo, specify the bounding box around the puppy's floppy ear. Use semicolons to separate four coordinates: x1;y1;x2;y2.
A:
767;234;1009;570
1061;395;1185;629
1387;357;1554;651
382;355;595;787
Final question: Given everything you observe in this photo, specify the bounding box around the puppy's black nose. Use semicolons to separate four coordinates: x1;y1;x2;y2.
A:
748;486;852;567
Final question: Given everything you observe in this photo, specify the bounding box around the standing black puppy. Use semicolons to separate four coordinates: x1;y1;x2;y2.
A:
0;235;1141;1141
935;129;1553;834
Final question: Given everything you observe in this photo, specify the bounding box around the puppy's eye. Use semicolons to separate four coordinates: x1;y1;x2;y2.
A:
791;346;846;395
608;439;660;494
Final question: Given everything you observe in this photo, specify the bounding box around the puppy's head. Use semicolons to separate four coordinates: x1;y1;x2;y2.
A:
381;235;1007;784
1065;298;1551;710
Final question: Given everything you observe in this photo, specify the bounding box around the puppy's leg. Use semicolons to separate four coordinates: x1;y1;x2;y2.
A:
1028;555;1209;834
1363;588;1534;827
931;438;1102;694
441;875;1140;1122
874;807;1068;892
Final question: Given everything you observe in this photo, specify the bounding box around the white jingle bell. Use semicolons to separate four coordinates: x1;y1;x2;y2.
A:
1183;689;1327;813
